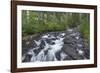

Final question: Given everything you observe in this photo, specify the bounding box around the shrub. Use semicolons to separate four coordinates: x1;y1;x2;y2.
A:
78;18;89;42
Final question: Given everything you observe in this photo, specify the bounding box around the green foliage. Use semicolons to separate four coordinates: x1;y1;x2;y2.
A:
22;11;68;36
77;14;89;41
22;10;90;43
67;13;80;27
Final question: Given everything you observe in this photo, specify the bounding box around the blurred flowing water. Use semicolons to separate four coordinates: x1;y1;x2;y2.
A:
22;28;89;62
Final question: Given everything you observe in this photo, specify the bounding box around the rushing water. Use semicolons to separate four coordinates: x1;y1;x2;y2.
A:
23;32;67;62
22;29;89;62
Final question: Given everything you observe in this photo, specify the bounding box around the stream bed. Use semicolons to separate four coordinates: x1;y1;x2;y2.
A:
22;28;89;62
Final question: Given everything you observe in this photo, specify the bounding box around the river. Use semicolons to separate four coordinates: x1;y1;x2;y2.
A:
22;28;89;62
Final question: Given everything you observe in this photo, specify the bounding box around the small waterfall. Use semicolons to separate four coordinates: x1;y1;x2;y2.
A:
22;32;66;62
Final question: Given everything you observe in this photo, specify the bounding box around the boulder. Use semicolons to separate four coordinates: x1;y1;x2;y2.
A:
83;48;90;59
62;44;83;60
39;40;45;49
63;37;76;44
55;50;62;60
63;55;73;60
33;49;41;56
22;54;32;62
45;39;55;45
44;49;49;55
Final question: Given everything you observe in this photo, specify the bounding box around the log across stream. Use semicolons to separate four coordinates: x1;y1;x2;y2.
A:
22;28;89;62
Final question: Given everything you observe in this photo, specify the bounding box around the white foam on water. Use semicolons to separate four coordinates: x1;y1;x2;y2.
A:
34;40;41;46
24;32;65;62
42;35;48;38
78;50;84;55
36;50;45;61
75;36;79;39
61;33;65;36
60;52;68;60
30;52;36;62
77;44;82;47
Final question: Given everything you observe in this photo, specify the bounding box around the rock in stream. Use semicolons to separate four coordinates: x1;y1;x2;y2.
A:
22;28;89;62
